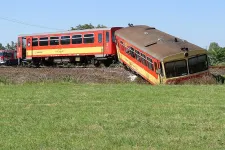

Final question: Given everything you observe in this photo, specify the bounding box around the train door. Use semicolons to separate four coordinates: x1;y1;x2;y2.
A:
22;37;27;59
155;61;164;84
17;37;27;59
17;37;27;65
103;30;110;55
97;31;104;56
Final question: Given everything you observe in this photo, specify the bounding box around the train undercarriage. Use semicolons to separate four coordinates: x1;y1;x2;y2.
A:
19;55;118;68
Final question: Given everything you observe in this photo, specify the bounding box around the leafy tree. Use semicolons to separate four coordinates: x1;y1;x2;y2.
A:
0;43;5;50
208;42;225;65
208;42;220;51
10;41;17;50
96;24;107;28
5;41;17;50
70;23;107;30
5;43;11;50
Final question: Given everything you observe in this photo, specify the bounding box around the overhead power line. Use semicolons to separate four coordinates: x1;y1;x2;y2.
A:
0;16;64;31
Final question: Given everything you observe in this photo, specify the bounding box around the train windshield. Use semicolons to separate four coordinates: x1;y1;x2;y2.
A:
0;52;3;56
165;60;188;78
188;54;208;74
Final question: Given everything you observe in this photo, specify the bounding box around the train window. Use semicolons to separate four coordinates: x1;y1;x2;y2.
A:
84;34;94;43
22;37;26;49
1;52;11;57
143;55;147;66
188;54;208;74
32;38;38;46
134;50;138;59
137;52;142;62
50;37;59;45
61;36;71;45
147;57;154;70
112;31;115;43
165;60;188;78
130;47;135;58
39;37;48;46
27;39;31;47
106;32;109;42
126;47;130;54
4;52;12;57
139;53;143;62
72;35;82;44
140;53;145;65
136;50;140;61
98;33;102;43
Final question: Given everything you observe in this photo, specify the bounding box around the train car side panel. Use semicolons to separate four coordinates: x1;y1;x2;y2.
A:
17;27;122;66
116;45;160;85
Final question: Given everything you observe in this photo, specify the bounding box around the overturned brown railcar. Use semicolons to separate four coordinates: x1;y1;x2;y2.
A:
115;25;209;84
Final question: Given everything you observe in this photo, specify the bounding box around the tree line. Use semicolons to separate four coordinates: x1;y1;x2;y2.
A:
0;41;17;50
208;42;225;66
0;23;224;66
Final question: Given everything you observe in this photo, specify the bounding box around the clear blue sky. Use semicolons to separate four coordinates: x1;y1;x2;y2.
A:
0;0;224;48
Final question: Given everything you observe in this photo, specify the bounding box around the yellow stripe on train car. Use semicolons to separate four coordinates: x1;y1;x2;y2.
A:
26;47;103;56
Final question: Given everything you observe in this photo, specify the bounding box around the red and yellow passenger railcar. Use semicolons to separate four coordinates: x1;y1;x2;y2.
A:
17;27;122;67
115;25;209;85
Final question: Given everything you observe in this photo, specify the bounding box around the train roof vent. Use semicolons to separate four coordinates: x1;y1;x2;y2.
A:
145;38;163;47
145;27;155;30
145;42;157;47
128;23;134;27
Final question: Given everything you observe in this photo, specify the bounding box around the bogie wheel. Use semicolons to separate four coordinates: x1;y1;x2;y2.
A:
94;60;101;67
104;59;112;67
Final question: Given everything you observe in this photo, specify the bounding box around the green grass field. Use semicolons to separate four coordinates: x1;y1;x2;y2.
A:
1;83;225;150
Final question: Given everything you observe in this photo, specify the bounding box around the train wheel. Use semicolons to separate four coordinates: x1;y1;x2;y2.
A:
94;60;101;67
104;59;112;67
32;58;41;68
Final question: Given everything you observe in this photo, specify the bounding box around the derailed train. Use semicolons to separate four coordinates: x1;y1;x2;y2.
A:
115;25;209;84
16;25;209;84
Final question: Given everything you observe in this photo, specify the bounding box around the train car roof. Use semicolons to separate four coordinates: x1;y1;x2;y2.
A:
115;25;206;61
18;27;118;37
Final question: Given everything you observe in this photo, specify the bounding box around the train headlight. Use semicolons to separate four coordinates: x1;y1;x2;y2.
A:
181;47;189;57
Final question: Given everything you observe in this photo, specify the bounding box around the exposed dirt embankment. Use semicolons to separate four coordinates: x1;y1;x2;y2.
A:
0;67;224;85
0;67;147;84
